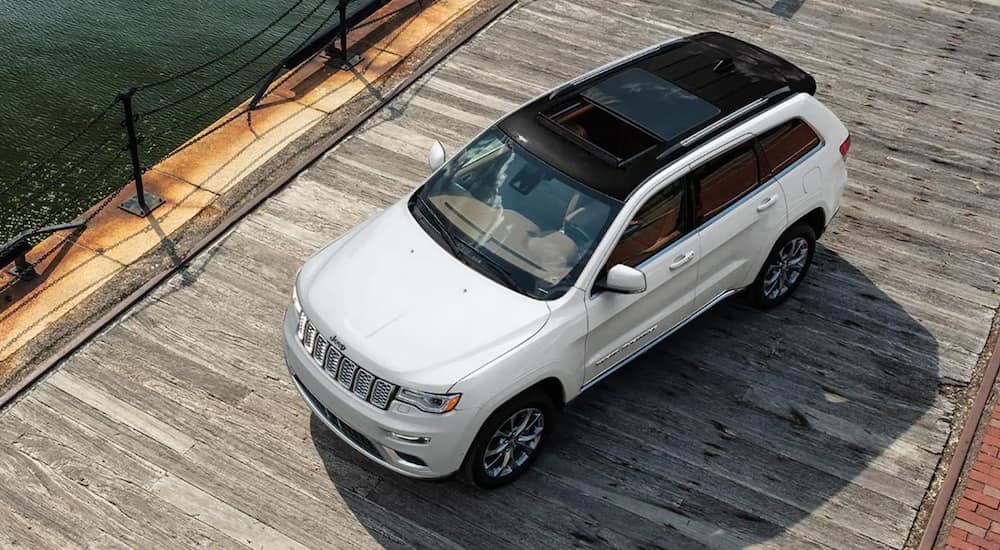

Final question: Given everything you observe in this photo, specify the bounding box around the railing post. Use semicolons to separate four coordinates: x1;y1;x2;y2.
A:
338;0;349;64
11;248;38;282
330;0;360;70
117;88;163;217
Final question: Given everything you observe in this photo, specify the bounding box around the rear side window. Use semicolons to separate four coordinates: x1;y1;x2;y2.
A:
758;119;821;180
692;142;760;223
605;182;688;268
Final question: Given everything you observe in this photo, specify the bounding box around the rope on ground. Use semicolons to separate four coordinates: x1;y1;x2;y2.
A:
135;0;312;92
139;0;332;118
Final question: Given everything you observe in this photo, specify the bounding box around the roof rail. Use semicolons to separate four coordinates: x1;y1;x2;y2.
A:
656;86;793;161
547;37;686;101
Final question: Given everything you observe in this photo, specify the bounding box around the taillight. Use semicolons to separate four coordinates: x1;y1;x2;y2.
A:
840;134;852;158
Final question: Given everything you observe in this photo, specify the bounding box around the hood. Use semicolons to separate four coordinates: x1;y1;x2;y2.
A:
298;200;550;392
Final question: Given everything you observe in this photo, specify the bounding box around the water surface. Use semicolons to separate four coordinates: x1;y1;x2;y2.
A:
0;0;346;242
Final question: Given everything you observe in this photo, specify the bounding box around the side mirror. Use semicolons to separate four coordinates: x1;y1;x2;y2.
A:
427;140;447;172
600;264;646;294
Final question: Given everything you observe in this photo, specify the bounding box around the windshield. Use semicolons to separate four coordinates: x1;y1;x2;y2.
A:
413;128;620;299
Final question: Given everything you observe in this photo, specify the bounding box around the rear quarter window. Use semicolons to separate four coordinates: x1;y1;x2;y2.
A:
758;119;821;180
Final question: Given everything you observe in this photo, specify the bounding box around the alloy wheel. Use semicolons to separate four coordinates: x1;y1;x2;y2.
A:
482;407;545;478
763;236;810;300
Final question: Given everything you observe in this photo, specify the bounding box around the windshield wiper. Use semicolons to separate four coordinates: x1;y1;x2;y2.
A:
416;193;519;292
416;193;462;260
457;240;521;291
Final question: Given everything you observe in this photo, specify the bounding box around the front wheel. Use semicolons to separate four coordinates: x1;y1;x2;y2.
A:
747;224;816;308
461;390;554;489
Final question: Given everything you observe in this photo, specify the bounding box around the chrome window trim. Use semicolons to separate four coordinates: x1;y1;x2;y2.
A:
687;133;823;231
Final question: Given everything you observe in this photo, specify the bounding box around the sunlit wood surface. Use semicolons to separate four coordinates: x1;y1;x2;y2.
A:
1;0;999;548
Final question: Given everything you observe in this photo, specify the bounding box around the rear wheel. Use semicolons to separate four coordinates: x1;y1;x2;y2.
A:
748;224;816;308
462;390;554;489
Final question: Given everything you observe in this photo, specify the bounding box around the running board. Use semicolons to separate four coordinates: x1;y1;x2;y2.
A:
580;288;741;392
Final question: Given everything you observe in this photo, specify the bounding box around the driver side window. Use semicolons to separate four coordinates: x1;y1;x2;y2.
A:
604;181;689;269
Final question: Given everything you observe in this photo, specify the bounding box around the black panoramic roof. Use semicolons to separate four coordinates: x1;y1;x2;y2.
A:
581;68;721;143
498;32;816;201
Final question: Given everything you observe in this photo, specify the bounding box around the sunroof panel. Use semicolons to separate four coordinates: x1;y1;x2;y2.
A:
582;68;721;142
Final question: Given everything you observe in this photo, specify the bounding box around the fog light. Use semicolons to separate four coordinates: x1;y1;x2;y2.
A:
388;432;430;444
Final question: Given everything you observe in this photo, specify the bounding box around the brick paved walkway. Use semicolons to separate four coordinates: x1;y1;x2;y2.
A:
946;401;1000;550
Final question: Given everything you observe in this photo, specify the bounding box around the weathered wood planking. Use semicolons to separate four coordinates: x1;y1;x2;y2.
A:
1;0;998;548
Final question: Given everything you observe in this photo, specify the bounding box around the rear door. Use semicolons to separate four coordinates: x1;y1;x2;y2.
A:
583;177;699;385
691;137;788;308
757;118;824;222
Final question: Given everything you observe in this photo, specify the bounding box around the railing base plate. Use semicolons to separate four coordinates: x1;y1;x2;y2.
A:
119;192;165;217
339;54;362;71
8;265;38;282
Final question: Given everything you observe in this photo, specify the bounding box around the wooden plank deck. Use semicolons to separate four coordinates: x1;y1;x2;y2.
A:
2;0;999;548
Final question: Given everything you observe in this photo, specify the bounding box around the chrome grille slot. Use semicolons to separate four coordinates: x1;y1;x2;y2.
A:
312;335;328;364
324;347;342;377
304;323;318;352
370;380;395;409
338;357;359;388
353;369;375;399
297;312;400;411
296;312;307;339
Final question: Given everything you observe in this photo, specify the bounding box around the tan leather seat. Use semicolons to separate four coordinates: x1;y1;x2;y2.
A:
525;231;578;275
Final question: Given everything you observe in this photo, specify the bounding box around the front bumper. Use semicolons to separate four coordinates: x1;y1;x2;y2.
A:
282;306;478;478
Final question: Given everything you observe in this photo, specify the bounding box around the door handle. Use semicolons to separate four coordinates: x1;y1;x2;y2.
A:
757;195;779;212
669;251;695;270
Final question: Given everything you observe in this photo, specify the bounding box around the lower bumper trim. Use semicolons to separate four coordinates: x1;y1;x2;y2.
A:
293;374;381;459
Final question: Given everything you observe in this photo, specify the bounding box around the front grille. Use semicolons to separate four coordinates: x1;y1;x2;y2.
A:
294;375;381;459
324;347;343;376
370;379;395;409
296;312;308;339
354;369;375;400
338;357;359;388
298;312;398;410
304;323;318;353
312;335;329;363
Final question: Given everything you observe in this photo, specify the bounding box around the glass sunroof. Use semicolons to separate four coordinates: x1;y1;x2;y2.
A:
582;68;721;142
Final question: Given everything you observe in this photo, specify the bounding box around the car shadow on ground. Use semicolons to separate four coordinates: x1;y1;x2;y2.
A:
309;243;939;549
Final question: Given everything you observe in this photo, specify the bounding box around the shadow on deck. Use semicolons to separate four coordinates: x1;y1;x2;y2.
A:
310;245;939;548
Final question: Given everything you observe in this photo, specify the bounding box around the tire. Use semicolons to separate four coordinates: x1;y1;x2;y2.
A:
461;390;555;489
747;224;816;309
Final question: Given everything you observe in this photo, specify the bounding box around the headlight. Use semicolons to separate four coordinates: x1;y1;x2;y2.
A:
395;388;461;413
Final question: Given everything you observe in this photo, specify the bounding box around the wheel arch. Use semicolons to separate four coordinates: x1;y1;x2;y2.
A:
525;376;568;409
796;206;827;239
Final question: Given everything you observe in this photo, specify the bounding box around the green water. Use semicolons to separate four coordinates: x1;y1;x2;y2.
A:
0;0;361;243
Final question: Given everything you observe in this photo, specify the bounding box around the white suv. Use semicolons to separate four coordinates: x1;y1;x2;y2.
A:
284;32;850;488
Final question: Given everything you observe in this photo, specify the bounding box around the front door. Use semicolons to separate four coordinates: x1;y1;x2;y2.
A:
583;178;699;385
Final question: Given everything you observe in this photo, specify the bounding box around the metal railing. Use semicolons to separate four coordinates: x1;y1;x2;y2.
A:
0;0;397;295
